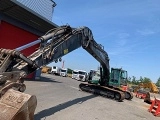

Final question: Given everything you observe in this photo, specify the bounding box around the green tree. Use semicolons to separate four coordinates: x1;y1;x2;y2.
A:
156;77;160;87
67;68;73;74
131;76;137;85
143;77;151;83
139;76;144;83
127;76;132;84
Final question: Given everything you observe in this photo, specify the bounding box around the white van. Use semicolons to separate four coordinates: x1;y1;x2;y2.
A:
60;68;68;77
76;70;87;81
51;66;61;75
72;70;79;79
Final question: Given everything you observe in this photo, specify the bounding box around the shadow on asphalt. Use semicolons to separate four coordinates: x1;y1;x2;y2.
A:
34;95;96;120
25;76;62;83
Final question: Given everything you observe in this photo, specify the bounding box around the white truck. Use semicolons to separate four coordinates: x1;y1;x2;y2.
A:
51;66;61;75
72;70;79;79
76;70;87;82
60;68;68;77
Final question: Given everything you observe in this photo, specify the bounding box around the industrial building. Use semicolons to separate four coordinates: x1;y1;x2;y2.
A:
0;0;58;78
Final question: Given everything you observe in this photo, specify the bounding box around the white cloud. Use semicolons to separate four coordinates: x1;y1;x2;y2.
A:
137;29;155;36
108;38;141;57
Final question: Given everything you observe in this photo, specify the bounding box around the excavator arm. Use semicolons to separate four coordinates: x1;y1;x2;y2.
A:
40;25;110;86
39;25;110;85
0;25;110;86
0;25;123;120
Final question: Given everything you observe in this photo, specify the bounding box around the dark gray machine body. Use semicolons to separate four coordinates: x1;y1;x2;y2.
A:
0;25;110;86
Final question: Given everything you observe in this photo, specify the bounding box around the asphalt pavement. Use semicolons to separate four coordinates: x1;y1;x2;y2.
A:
24;73;160;120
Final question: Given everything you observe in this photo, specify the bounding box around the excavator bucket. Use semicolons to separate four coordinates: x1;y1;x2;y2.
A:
0;89;37;120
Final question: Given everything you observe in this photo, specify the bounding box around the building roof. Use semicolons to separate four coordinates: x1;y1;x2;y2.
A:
0;0;58;35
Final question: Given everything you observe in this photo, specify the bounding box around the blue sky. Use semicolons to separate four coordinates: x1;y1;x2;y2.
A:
48;0;160;83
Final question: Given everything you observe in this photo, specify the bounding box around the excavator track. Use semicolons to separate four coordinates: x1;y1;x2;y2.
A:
124;91;133;100
113;87;133;100
79;83;125;102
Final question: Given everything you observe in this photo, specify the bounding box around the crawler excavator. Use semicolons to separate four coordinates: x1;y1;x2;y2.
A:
87;68;131;94
0;25;132;120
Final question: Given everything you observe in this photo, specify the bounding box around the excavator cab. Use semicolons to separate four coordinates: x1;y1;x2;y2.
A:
109;68;128;91
88;68;128;90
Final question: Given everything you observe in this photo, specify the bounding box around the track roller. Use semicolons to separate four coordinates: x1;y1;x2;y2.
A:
124;91;133;100
79;83;125;102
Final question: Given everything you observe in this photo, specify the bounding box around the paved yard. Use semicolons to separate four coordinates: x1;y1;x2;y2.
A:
24;73;159;120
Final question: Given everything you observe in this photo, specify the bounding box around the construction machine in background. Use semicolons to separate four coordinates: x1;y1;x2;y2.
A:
133;82;159;104
0;25;132;119
134;82;159;93
41;66;51;74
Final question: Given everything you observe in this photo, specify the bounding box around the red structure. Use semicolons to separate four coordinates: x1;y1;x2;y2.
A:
135;91;147;99
0;21;39;56
148;98;160;116
0;0;58;78
0;21;39;78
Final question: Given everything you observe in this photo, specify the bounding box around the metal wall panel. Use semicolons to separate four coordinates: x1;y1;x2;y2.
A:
14;0;56;21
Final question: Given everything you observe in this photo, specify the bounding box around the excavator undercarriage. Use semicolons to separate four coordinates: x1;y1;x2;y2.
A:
79;83;125;101
79;83;133;101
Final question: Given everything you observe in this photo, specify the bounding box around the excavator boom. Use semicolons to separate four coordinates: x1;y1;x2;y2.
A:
0;25;126;119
